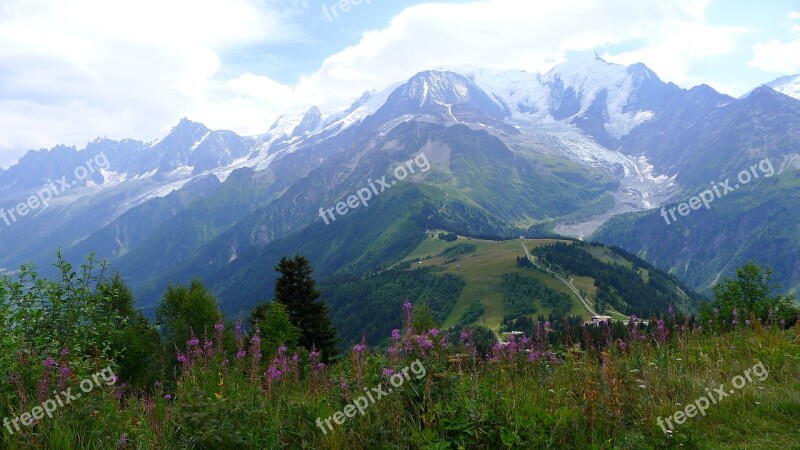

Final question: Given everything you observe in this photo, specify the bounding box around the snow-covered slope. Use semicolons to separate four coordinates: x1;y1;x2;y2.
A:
465;53;676;146
766;74;800;100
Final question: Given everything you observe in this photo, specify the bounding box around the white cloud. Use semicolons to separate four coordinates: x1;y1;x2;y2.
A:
292;0;741;112
0;0;747;167
0;0;304;166
748;39;800;73
747;11;800;74
603;21;746;86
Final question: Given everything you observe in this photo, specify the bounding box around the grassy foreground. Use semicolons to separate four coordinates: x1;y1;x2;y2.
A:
3;307;799;449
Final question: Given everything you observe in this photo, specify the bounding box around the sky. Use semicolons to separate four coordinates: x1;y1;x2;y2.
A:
1;0;799;168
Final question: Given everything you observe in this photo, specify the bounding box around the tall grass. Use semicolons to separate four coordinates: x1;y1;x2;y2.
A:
2;308;798;449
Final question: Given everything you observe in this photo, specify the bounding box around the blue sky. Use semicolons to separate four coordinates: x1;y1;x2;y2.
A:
0;0;798;167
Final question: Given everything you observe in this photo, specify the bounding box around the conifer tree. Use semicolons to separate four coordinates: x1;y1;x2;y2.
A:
273;255;338;361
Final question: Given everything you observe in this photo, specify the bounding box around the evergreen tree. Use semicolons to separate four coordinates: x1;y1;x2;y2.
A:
273;256;338;361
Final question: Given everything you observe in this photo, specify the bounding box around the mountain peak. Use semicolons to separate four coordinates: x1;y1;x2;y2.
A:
267;106;322;138
765;74;800;100
168;118;209;136
402;70;484;107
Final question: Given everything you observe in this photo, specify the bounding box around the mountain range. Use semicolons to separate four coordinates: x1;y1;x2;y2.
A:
1;51;798;317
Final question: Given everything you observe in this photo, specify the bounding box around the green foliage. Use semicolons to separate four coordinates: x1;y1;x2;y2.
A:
411;304;438;332
249;302;301;356
439;243;477;257
321;268;465;347
0;251;121;364
702;263;798;326
592;170;800;296
533;242;699;316
459;300;485;326
155;279;221;358
97;273;164;390
438;232;458;242
273;256;338;361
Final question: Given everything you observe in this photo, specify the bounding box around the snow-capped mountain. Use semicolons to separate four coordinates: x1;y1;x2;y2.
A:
766;74;800;100
2;55;799;299
467;52;680;148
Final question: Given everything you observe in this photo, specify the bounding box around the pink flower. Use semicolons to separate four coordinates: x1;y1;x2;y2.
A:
383;368;395;377
214;322;224;331
266;366;282;380
391;329;401;341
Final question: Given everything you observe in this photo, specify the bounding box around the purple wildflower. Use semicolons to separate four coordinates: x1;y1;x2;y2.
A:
267;366;281;380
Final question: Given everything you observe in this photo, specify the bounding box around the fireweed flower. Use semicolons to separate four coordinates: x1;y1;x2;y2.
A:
60;347;70;357
58;365;70;389
187;336;200;347
403;301;413;329
657;320;668;342
214;322;224;331
383;368;395;377
392;329;401;341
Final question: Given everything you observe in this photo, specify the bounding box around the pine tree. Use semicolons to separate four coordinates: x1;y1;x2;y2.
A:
273;256;339;361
